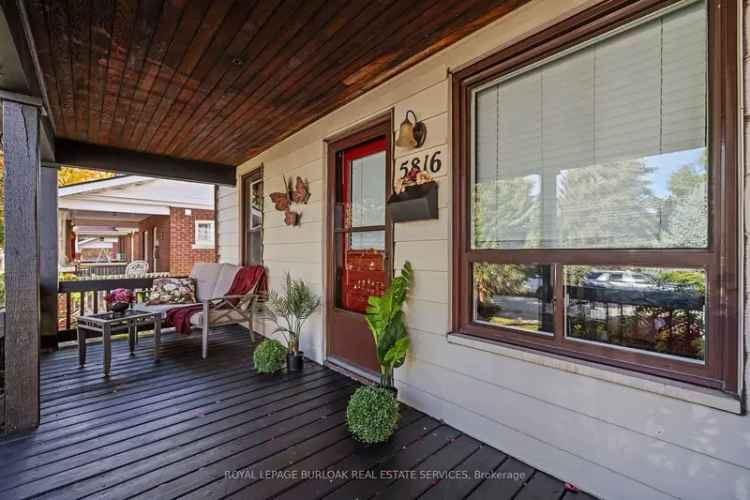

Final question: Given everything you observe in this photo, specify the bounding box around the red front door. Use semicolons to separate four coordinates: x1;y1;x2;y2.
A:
328;136;390;374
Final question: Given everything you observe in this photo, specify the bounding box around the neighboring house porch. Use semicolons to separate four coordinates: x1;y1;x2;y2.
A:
58;175;217;275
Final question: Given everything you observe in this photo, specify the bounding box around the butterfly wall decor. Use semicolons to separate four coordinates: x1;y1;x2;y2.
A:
268;176;310;226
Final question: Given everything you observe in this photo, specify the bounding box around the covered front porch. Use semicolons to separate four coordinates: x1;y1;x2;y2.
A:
1;0;746;498
0;327;580;500
0;0;528;437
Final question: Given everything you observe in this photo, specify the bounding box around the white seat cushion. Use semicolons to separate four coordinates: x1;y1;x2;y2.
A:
136;302;197;318
212;264;241;299
190;263;224;302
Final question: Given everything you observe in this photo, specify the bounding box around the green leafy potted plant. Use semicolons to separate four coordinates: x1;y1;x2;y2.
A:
252;338;287;374
346;385;399;444
267;273;321;372
365;261;413;391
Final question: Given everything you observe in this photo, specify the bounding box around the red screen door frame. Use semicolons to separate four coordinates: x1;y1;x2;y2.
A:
325;113;394;377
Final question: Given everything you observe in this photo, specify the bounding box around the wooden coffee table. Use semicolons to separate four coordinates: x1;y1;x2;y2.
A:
77;309;162;376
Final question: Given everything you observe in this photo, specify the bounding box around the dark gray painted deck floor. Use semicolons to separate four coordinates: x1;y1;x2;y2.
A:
0;327;595;499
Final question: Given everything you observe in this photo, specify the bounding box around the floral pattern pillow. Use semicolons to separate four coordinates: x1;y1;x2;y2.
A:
147;277;197;305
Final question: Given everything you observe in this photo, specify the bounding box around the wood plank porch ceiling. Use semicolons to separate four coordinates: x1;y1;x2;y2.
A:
26;0;526;167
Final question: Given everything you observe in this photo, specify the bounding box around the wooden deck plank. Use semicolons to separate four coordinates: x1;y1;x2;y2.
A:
375;434;482;499
516;472;568;500
39;344;248;395
40;351;252;410
42;346;254;407
274;414;443;500
39;335;252;402
129;409;352;499
466;457;536;500
4;385;353;499
321;425;462;500
40;367;255;424
40;369;273;429
186;420;357;498
419;445;507;500
38;334;248;385
0;327;583;500
82;395;352;500
225;410;427;500
0;371;339;473
0;370;340;454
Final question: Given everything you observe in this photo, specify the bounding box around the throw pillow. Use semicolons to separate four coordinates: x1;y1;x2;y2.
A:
147;277;197;305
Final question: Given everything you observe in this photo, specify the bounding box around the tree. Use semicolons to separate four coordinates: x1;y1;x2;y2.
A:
58;166;114;187
473;175;539;249
472;175;540;309
557;160;658;248
661;152;708;248
667;163;707;200
663;184;707;248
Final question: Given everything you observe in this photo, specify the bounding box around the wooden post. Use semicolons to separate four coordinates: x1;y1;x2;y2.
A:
40;165;58;350
2;98;41;432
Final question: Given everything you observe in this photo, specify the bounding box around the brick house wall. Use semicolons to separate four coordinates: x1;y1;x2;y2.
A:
168;207;217;275
90;209;216;274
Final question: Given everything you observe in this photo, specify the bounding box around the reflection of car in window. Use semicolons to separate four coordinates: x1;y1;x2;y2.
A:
572;270;705;311
582;270;658;289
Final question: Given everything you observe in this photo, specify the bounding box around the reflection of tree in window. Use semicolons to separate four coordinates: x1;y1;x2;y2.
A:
473;176;540;249
662;151;708;247
557;159;658;248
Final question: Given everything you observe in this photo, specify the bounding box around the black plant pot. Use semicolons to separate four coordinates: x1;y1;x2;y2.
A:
287;351;304;372
111;302;129;315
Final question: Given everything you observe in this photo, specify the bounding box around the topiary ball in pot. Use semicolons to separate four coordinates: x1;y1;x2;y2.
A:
253;339;287;374
346;385;399;444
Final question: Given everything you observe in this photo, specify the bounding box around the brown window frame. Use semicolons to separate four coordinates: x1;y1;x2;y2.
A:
241;166;264;266
451;0;739;394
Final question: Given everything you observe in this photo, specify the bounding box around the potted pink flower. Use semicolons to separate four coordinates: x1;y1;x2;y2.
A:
105;288;134;315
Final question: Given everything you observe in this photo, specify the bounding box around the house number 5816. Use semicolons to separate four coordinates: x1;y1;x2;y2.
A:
399;150;442;177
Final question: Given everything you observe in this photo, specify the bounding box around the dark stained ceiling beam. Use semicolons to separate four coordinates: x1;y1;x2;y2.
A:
53;139;236;186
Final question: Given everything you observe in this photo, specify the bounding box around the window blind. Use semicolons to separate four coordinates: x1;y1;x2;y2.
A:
473;0;707;249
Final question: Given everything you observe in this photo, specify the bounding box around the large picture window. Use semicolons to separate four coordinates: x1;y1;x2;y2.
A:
452;0;738;392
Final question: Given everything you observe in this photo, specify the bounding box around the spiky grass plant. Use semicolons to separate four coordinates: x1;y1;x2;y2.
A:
267;273;321;353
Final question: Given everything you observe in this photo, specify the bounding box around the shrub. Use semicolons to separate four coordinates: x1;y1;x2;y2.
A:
346;385;399;444
252;339;287;374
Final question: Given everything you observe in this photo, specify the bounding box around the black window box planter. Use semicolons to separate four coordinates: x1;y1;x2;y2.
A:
387;181;438;223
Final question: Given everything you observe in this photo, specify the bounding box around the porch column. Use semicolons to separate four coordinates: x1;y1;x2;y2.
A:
2;97;42;432
40;165;58;350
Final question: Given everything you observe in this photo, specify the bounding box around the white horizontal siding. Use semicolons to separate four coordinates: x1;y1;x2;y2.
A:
216;186;239;265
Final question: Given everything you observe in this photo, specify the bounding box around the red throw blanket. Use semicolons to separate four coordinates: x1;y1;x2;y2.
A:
165;266;267;336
